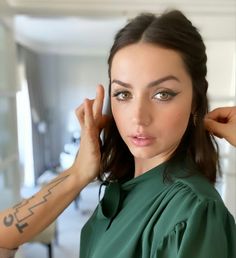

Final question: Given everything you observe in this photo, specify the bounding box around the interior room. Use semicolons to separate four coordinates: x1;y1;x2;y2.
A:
0;0;235;257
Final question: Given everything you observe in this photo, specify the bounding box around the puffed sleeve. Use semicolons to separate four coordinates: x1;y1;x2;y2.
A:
155;199;236;258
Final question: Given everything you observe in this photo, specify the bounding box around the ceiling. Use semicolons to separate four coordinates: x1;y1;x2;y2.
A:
2;0;236;16
14;16;127;55
0;0;235;55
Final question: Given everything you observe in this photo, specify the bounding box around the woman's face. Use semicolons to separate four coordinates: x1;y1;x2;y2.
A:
110;43;193;169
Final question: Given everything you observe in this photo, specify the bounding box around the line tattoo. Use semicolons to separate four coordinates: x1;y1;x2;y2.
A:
2;174;70;233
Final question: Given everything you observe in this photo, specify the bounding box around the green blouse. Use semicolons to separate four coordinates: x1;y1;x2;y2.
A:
80;155;236;258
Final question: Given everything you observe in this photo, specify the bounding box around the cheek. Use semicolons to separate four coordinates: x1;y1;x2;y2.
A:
155;91;192;136
111;103;125;131
167;91;193;134
162;108;191;137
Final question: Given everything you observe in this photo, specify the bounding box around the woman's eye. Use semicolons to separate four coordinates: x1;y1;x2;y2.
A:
113;91;131;101
153;91;177;101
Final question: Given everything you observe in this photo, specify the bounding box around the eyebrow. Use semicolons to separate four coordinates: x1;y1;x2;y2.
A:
111;75;180;88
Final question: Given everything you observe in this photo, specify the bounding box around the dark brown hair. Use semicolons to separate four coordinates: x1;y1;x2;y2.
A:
100;10;219;183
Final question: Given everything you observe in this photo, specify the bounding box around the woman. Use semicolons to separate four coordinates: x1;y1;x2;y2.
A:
78;10;236;258
0;9;236;258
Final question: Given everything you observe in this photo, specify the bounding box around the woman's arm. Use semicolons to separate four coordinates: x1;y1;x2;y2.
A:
0;166;87;249
0;85;108;249
205;106;236;147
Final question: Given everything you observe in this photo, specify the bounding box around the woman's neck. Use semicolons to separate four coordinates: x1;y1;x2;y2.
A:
134;155;169;177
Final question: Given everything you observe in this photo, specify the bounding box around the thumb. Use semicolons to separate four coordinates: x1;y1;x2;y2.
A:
204;118;224;139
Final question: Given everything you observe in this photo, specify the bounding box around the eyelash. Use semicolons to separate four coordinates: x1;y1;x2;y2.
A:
112;90;178;102
153;91;178;101
112;91;132;101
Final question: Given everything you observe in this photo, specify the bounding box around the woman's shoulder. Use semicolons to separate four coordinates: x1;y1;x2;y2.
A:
164;172;235;227
166;154;223;205
152;174;236;252
153;174;236;257
173;172;222;203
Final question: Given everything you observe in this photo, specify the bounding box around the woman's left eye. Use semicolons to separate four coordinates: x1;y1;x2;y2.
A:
153;91;177;101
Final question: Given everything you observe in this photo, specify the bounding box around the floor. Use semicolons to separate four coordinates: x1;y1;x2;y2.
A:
15;181;100;258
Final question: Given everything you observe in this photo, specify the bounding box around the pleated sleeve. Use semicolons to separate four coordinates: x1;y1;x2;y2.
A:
155;199;236;258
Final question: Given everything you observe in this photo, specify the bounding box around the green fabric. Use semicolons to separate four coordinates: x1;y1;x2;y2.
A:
80;155;236;258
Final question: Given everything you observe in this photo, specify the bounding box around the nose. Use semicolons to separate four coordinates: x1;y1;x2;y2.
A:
131;98;152;127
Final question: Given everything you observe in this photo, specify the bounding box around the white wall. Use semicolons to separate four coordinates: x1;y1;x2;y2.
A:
206;40;235;106
0;20;21;209
205;40;236;217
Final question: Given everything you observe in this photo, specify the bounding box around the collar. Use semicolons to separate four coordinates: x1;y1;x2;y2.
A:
97;152;196;222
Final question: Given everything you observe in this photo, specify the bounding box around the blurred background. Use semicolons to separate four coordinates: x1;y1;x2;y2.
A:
0;0;235;257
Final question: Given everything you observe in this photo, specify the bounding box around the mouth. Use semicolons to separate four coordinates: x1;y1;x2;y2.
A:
129;134;155;147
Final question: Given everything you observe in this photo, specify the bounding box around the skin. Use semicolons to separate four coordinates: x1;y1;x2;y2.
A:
0;43;235;251
0;86;109;249
205;106;236;147
110;43;193;176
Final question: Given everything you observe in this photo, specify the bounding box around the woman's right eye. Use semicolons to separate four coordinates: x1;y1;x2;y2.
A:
112;91;132;101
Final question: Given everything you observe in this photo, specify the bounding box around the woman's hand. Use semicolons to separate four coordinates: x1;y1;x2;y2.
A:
73;85;109;186
204;106;236;147
0;85;109;249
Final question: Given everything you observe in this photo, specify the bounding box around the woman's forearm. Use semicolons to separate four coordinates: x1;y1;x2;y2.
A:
0;166;87;249
0;86;107;250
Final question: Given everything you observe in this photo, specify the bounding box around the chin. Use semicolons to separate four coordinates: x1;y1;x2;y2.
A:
129;145;176;162
130;148;161;160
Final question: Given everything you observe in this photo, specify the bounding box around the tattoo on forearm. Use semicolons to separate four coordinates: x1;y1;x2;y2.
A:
3;174;70;233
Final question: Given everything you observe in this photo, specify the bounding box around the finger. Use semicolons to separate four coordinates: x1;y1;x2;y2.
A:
204;118;224;138
75;103;85;128
84;98;95;128
205;107;233;121
93;85;105;120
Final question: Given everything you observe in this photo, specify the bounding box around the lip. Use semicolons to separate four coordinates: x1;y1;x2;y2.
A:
129;134;155;147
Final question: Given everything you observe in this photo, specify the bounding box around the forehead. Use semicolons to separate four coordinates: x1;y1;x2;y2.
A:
110;43;188;82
